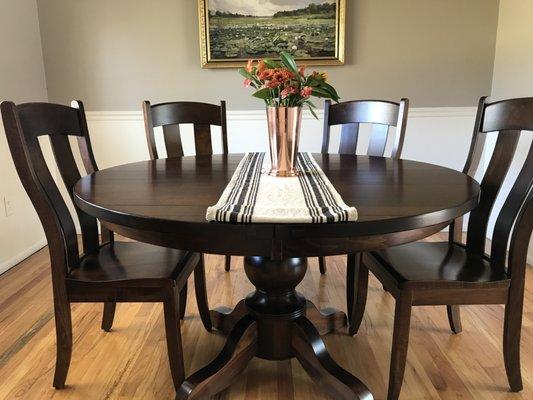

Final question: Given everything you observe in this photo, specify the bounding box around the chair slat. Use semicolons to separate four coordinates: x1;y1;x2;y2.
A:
491;140;533;270
194;124;213;155
467;131;520;255
25;135;80;270
50;135;99;255
367;124;390;157
163;125;184;157
339;123;360;154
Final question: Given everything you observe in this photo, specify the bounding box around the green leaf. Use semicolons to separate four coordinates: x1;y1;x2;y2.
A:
252;87;272;100
238;68;255;80
321;82;340;101
280;52;298;74
311;87;335;99
263;58;280;69
307;104;318;119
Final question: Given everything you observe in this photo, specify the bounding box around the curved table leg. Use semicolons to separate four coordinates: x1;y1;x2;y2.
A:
306;301;347;335
210;299;248;335
176;315;257;399
292;317;373;400
176;256;373;399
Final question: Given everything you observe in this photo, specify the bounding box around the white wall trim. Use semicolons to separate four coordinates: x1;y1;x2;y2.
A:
0;239;47;275
85;106;478;122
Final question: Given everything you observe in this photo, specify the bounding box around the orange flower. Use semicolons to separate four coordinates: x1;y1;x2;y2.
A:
246;59;254;73
257;60;266;73
272;70;285;82
259;69;274;81
300;86;313;98
311;71;327;82
298;65;306;76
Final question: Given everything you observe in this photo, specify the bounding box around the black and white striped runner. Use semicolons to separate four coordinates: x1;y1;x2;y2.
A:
206;153;358;223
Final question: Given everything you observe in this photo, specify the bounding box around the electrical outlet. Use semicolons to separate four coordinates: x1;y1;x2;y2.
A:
3;197;14;217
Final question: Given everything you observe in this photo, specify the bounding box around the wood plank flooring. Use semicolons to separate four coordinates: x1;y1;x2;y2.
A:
0;234;531;399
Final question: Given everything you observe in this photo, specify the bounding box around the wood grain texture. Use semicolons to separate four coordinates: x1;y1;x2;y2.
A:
1;101;212;391
358;97;533;399
73;154;480;259
0;233;531;399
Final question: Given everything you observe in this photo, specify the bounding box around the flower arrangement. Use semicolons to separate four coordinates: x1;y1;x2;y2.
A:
238;52;340;118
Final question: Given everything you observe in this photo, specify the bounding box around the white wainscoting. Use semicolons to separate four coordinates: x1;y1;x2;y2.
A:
86;107;479;173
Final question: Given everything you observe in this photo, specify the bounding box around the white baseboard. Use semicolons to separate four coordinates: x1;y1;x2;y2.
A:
0;239;47;275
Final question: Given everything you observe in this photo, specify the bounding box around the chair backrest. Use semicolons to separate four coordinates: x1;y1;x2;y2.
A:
321;98;409;158
459;97;533;276
143;100;228;159
1;101;101;281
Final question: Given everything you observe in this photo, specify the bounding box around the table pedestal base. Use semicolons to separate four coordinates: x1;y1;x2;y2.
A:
176;256;373;400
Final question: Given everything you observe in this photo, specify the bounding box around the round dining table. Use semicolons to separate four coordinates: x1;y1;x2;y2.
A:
74;153;480;400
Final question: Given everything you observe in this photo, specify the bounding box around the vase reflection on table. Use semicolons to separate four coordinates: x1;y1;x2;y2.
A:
239;51;340;177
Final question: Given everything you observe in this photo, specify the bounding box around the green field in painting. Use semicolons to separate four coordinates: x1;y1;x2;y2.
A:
208;15;336;59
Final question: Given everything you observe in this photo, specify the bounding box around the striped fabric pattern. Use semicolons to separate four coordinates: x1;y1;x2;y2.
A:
206;153;357;223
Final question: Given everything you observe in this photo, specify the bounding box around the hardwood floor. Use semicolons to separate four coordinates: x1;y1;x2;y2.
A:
0;234;531;399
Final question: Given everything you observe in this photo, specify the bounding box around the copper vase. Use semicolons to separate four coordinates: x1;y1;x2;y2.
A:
266;106;302;177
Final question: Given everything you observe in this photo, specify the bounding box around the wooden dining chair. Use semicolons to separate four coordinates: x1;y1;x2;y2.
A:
1;100;212;390
350;96;533;400
143;100;234;272
319;98;409;274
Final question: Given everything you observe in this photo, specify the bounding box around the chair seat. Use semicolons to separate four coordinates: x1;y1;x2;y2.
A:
367;242;509;288
67;241;197;285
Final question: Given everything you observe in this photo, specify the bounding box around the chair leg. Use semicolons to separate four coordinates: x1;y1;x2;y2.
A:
163;288;185;389
52;298;73;389
101;302;116;332
388;291;412;400
194;254;212;332
318;256;327;274
224;255;231;272
446;305;462;334
347;253;368;336
503;288;525;392
179;281;188;320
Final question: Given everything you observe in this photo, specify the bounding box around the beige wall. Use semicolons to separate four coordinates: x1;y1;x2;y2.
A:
37;0;498;111
0;0;49;273
490;0;533;265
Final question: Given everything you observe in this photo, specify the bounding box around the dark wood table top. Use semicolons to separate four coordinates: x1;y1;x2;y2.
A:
73;154;480;257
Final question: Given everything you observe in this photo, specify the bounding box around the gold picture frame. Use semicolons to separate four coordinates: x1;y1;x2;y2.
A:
198;0;346;69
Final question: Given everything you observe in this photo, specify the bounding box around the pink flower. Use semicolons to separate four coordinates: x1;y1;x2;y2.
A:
300;86;313;98
243;78;252;87
265;79;282;89
298;66;306;76
281;86;297;99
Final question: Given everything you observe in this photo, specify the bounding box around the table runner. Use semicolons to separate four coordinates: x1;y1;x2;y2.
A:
206;152;357;223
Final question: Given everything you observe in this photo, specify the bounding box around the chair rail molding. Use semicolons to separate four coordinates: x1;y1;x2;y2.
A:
86;107;478;122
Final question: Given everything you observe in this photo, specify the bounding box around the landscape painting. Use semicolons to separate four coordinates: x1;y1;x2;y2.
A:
198;0;345;68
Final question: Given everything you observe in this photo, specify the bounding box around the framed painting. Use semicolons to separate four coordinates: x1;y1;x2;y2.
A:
198;0;346;68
